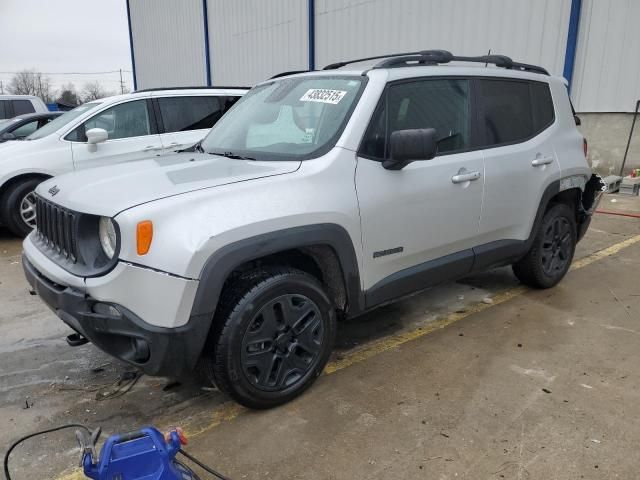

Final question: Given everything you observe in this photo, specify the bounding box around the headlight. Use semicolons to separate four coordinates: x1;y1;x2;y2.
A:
98;217;117;259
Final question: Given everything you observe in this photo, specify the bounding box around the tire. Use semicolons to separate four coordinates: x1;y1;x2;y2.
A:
200;267;336;409
1;178;43;237
512;203;577;289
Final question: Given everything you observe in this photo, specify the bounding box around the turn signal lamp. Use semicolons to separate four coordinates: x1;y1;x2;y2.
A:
136;221;153;255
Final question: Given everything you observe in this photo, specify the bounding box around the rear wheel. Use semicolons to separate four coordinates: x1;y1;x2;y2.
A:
200;267;336;409
1;178;44;237
512;203;577;288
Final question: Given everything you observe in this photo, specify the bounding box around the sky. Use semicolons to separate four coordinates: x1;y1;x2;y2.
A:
0;0;133;96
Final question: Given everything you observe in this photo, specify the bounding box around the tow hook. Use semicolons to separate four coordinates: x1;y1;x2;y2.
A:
67;332;89;347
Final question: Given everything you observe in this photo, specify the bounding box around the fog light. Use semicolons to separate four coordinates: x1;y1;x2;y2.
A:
92;303;120;317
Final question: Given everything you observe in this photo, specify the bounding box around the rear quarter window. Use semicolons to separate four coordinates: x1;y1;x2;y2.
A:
12;99;36;116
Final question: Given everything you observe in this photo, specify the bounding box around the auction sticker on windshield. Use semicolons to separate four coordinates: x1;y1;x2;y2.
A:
300;89;347;104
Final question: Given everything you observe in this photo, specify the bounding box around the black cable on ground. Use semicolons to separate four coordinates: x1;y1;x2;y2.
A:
3;423;90;480
178;449;231;480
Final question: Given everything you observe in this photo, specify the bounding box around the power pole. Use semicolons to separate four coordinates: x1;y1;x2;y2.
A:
0;81;3;94
119;69;125;94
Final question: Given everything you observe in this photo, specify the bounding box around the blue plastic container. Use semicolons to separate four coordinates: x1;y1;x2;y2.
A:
82;427;199;480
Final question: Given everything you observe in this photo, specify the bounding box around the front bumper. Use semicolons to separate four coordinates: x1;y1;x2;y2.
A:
23;256;212;378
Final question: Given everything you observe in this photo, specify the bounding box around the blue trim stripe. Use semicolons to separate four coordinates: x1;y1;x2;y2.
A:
202;0;212;85
308;0;315;70
563;0;582;92
126;0;137;90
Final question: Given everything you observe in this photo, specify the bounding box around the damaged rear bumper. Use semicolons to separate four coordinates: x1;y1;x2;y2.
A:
577;174;606;241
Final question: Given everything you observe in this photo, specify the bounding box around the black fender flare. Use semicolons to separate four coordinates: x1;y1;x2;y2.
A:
189;223;363;321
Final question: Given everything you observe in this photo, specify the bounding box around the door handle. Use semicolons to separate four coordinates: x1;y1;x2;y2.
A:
142;145;160;152
451;170;481;184
531;156;554;166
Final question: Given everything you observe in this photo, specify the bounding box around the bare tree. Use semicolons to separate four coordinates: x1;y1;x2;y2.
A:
57;82;79;106
81;81;114;102
7;70;54;103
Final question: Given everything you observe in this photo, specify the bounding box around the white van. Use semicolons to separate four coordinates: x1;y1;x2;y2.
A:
0;87;246;235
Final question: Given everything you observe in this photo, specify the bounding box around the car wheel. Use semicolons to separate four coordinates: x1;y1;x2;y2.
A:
1;178;44;237
512;203;577;289
200;267;336;409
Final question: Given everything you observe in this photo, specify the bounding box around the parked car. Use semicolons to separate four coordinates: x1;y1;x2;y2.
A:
0;112;64;142
0;95;49;120
23;51;604;408
0;87;247;236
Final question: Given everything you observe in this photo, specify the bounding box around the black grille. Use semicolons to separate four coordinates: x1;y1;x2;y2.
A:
35;196;78;262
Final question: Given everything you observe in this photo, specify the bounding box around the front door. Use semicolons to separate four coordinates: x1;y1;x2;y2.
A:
69;99;163;170
356;78;484;307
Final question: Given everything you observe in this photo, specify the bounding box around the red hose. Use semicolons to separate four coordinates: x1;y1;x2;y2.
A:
595;209;640;219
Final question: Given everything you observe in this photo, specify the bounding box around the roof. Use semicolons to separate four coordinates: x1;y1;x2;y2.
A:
90;87;249;106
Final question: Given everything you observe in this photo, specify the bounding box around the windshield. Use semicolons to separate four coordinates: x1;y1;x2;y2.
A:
200;76;365;160
26;102;101;140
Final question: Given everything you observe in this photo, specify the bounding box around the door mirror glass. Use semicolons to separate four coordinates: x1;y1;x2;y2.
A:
384;128;437;170
86;127;108;144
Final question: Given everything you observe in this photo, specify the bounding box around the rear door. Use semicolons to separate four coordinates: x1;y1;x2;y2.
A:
68;98;164;170
154;95;240;153
475;78;559;257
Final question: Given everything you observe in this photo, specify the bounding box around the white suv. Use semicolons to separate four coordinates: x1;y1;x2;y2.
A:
0;95;49;119
22;51;603;408
0;87;247;236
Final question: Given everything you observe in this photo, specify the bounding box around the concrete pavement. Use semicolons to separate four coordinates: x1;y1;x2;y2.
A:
1;194;639;479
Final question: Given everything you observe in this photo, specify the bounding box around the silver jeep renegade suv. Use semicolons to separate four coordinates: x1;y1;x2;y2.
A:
23;51;604;408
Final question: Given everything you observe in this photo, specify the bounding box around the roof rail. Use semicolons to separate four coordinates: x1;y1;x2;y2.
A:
134;85;250;93
269;70;311;79
323;50;549;75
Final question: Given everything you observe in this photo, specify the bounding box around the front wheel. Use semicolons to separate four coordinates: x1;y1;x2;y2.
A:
512;203;577;288
1;178;44;237
200;267;336;409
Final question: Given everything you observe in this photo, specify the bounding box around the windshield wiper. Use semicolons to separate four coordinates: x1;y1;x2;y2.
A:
211;151;257;161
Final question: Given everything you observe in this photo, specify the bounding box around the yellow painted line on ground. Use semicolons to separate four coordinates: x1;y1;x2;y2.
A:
55;233;640;480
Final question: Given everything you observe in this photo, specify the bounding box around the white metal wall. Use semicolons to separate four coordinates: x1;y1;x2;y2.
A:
206;0;309;86
129;0;207;89
571;0;640;113
314;0;572;76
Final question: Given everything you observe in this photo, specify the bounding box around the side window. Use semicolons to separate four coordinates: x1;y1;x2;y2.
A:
530;82;555;132
68;100;151;142
11;120;39;138
0;101;7;119
478;80;534;146
12;100;36;116
157;96;223;133
360;79;471;160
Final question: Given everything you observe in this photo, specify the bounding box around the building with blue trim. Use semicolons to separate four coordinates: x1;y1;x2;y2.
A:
126;0;640;174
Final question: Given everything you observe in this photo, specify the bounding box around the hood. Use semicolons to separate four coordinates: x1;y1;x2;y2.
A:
37;152;301;216
0;136;43;155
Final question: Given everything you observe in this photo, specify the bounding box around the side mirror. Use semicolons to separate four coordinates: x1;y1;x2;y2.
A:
86;128;108;152
383;128;437;170
1;132;16;141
